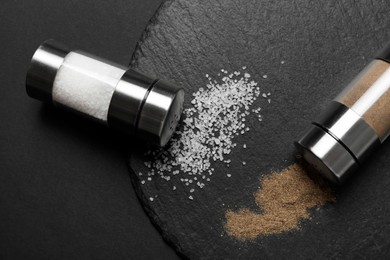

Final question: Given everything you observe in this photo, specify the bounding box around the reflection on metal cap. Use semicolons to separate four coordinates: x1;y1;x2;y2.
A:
26;40;70;102
296;102;380;184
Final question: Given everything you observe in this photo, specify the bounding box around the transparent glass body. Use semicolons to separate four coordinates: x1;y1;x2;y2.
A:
336;59;390;142
52;51;127;122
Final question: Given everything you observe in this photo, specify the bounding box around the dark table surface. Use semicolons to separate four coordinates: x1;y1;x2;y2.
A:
0;1;180;259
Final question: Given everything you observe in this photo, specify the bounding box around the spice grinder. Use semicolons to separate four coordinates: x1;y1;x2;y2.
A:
26;39;184;147
296;42;390;184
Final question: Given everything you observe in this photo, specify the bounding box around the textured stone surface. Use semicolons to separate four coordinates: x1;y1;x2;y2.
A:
129;0;390;258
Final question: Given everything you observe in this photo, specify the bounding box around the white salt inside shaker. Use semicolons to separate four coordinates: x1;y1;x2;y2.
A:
53;52;127;122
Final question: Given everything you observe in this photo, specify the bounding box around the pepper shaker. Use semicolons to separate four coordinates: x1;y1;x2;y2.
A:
296;42;390;184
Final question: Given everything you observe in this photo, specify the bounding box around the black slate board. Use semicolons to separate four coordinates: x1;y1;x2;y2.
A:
129;0;390;258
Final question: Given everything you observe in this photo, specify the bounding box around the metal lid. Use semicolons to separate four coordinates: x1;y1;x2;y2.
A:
295;124;358;184
26;39;70;103
296;101;381;184
107;69;155;136
137;80;184;147
108;73;184;147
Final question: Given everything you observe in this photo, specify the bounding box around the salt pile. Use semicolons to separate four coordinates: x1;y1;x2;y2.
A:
139;68;269;200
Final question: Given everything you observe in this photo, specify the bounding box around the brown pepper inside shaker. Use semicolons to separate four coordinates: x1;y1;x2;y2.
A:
296;42;390;184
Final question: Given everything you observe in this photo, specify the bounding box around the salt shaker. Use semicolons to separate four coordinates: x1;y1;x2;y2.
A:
26;40;184;147
296;42;390;184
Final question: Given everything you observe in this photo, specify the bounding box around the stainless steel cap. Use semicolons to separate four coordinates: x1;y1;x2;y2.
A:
108;71;185;147
136;80;184;147
26;39;70;103
295;124;359;184
296;101;381;184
